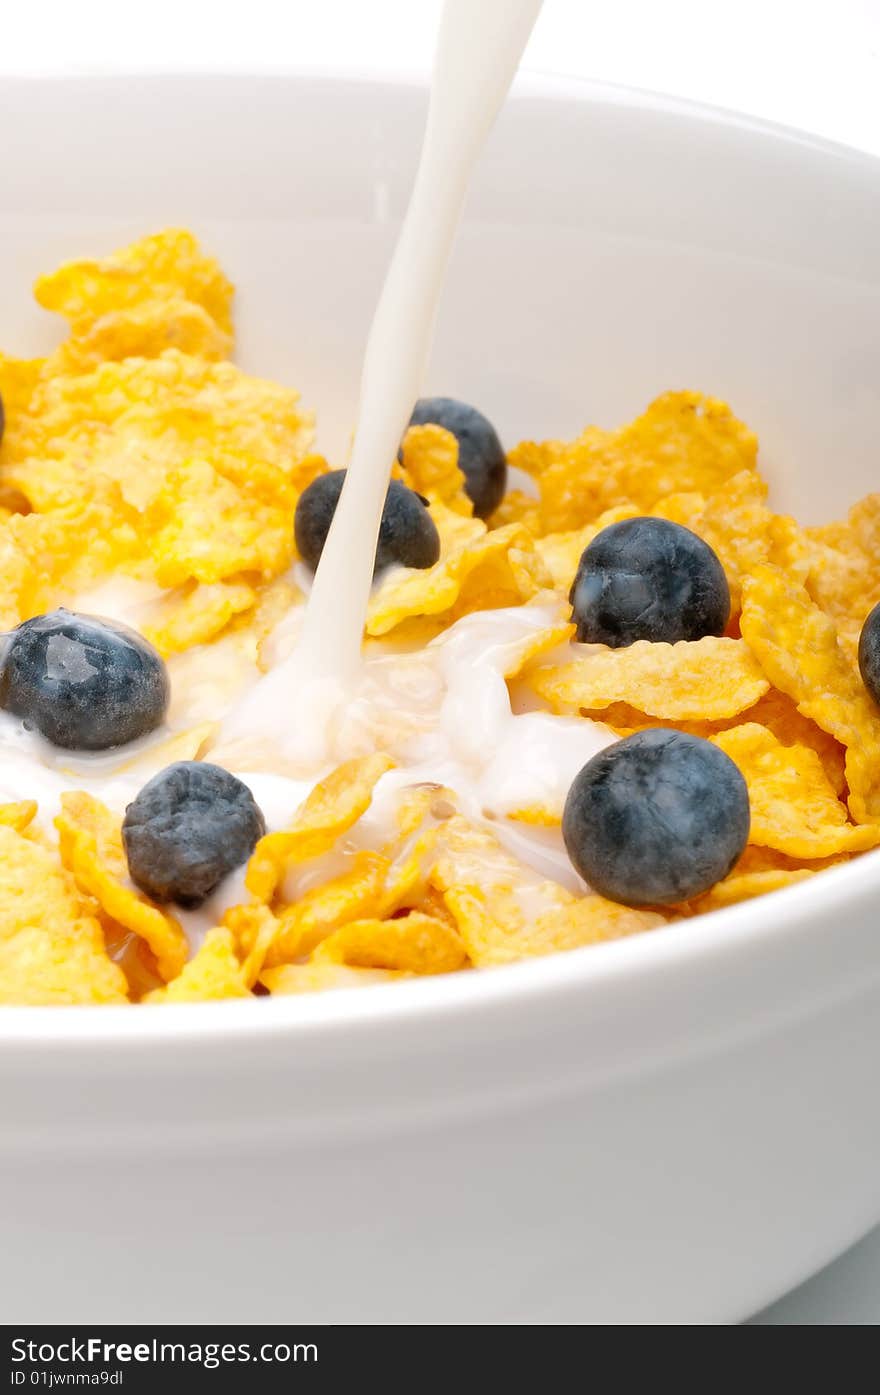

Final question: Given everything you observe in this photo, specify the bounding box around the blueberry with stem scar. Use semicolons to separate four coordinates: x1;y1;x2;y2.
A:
562;728;750;906
294;470;440;574
569;516;730;647
408;396;507;520
122;762;266;908
0;609;169;750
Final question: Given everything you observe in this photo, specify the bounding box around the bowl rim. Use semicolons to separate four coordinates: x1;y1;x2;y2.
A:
1;66;879;1044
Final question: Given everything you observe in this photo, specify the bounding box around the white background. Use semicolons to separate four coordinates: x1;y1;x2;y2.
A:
5;0;880;1323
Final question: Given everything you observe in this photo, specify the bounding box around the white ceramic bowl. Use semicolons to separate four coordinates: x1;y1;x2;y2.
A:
2;72;880;1326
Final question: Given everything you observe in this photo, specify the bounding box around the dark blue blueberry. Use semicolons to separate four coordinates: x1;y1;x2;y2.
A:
294;469;440;574
562;728;750;906
408;397;507;519
122;761;266;907
859;601;880;708
0;609;169;750
569;516;730;647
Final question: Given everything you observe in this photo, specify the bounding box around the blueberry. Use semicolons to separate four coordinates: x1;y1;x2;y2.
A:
408;397;507;519
294;470;441;574
0;609;169;750
562;728;750;906
569;517;730;647
122;761;266;908
859;602;880;707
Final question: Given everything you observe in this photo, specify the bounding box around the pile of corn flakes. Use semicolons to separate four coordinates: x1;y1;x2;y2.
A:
1;230;879;1007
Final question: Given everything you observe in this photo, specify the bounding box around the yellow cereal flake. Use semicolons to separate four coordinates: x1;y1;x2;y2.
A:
2;349;313;597
795;495;880;633
144;578;257;656
0;507;127;631
511;392;758;533
380;828;443;917
527;636;768;722
0;824;128;1005
0;800;38;832
367;507;549;636
0;352;45;416
398;423;472;514
314;912;467;974
484;617;575;681
148;460;294;587
145;928;249;1003
688;866;814;913
740;564;880;823
711;724;880;858
223;903;279;987
416;814;660;966
56;791;188;981
427;815;568;908
245;754;395;903
51;299;232;374
487;489;541;533
265;850;391;966
729;689;847;797
505;804;562;827
100;919;163;1001
445;884;664;967
370;789;463;915
0;528;34;629
35;228;234;337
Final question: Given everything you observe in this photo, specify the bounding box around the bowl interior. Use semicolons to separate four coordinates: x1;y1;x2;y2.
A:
1;72;879;1036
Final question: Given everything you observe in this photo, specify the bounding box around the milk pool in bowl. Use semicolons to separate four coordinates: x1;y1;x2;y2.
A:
1;70;880;1324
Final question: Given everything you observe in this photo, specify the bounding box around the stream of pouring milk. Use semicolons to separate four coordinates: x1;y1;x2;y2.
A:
296;0;546;694
0;0;616;947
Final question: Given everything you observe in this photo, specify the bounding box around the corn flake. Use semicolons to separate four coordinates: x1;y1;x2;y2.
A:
313;912;466;974
145;928;249;1004
245;754;394;903
740;564;880;824
367;507;548;636
445;885;664;967
35;228;234;337
144;578;257;656
265;850;391;966
711;724;880;858
56;791;188;981
0;824;128;1005
687;866;814;914
421;814;662;966
512;392;758;533
398;423;472;515
0;800;38;832
527;636;768;722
